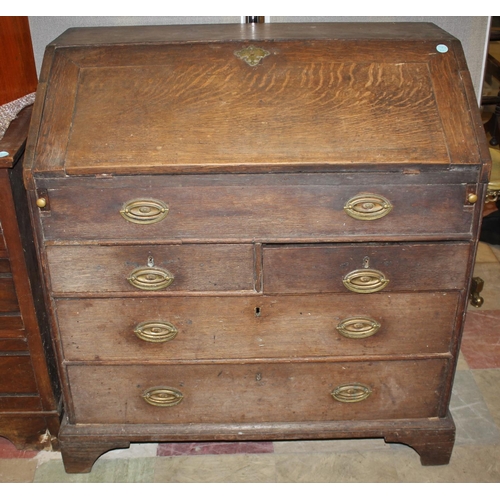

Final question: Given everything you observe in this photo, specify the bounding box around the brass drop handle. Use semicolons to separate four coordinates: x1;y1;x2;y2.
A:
331;383;372;403
134;321;178;343
344;193;392;220
127;255;174;291
343;257;389;294
142;386;184;407
120;198;169;224
336;317;381;339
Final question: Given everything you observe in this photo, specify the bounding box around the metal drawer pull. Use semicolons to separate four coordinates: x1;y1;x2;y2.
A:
343;268;388;294
336;317;381;339
134;321;178;343
344;193;392;220
127;266;174;291
120;199;169;224
142;386;184;407
331;383;372;403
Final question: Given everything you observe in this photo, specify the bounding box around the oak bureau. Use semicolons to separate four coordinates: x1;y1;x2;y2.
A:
23;22;491;473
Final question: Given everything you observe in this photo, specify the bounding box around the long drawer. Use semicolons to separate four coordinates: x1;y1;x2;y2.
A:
46;244;255;295
263;242;471;294
38;174;477;243
67;359;448;424
56;293;459;361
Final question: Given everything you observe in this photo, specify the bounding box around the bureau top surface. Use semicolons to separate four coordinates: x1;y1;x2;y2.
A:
25;22;490;180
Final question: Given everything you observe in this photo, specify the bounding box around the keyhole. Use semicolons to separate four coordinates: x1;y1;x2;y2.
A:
255;307;261;317
147;255;155;268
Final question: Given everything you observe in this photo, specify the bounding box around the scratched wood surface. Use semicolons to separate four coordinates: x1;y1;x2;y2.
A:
67;359;447;424
26;23;484;178
55;292;459;362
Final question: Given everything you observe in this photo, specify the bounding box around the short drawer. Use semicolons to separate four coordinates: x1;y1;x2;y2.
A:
0;355;38;393
56;292;459;361
263;242;471;294
0;314;24;337
38;175;477;243
67;359;447;424
0;277;19;313
46;244;255;295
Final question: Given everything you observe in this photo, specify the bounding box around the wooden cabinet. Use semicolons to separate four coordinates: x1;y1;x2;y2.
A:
0;107;60;449
23;22;491;472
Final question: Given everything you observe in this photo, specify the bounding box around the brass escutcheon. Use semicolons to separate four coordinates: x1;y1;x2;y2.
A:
344;193;392;221
134;321;178;343
336;317;381;339
234;46;271;66
120;199;169;224
127;266;174;291
142;386;184;407
343;268;389;294
331;383;372;403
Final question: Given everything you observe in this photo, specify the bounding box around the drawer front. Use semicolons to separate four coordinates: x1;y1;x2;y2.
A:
0;396;43;412
67;359;447;424
56;292;459;361
263;242;471;294
0;260;11;273
46;244;255;295
0;314;24;337
0;356;38;393
39;180;476;242
0;277;19;313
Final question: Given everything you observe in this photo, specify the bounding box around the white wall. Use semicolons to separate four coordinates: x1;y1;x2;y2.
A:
28;16;490;101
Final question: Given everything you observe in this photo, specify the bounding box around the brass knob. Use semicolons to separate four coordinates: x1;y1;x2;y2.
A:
468;193;478;204
36;197;47;208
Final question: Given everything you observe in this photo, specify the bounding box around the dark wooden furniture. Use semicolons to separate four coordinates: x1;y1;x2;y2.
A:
23;23;491;473
0;107;60;450
0;17;37;106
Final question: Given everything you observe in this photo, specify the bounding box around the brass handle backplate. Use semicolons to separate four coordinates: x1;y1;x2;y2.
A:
343;268;389;294
142;386;184;407
120;199;169;224
127;266;174;291
134;321;178;343
331;383;372;403
336;317;381;339
344;193;392;221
